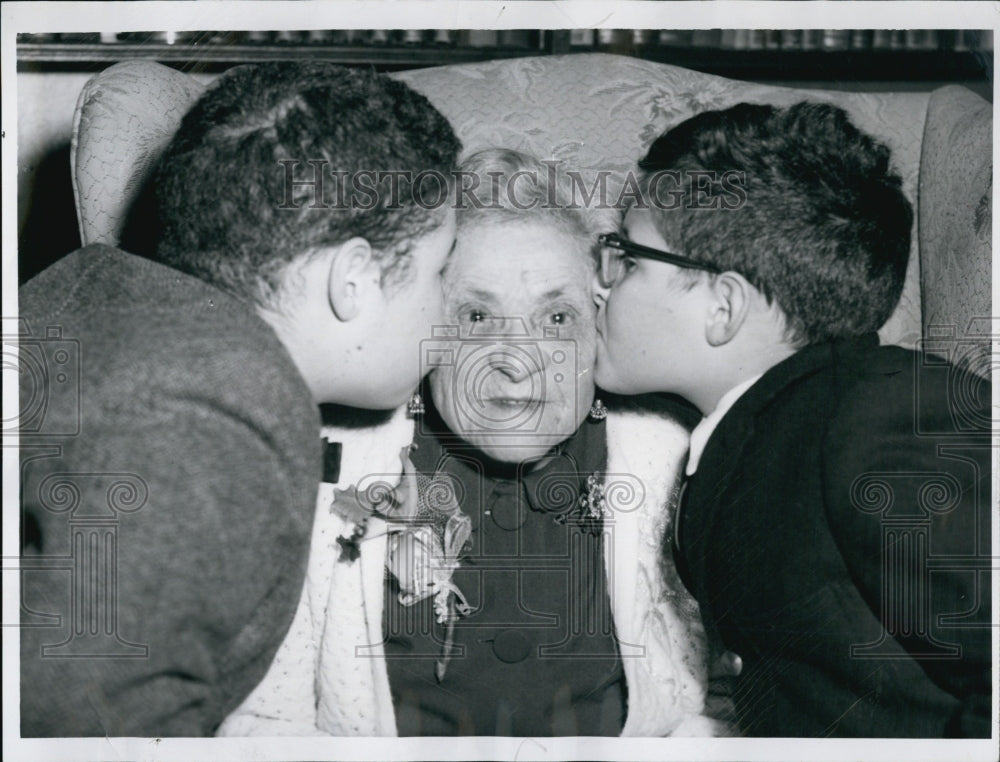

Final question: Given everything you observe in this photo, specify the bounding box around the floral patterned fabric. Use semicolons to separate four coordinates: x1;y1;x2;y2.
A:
396;53;931;348
72;54;944;348
917;84;993;377
70;60;206;247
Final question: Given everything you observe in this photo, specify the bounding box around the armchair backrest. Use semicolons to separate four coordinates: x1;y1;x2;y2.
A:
71;54;988;353
917;84;993;374
71;60;205;247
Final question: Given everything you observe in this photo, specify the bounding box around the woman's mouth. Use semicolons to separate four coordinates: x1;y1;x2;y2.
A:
482;395;542;409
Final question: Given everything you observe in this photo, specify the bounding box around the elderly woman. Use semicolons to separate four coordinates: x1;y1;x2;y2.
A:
219;150;729;737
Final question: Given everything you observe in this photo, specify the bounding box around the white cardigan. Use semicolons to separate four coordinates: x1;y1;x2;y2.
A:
218;403;724;737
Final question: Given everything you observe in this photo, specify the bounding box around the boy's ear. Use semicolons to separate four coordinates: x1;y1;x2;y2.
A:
704;272;752;347
326;237;380;322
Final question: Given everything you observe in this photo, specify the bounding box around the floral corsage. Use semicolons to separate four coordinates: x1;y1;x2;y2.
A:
385;447;473;681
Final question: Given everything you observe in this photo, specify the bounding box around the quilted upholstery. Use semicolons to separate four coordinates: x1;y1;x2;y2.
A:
918;84;994;376
72;53;983;349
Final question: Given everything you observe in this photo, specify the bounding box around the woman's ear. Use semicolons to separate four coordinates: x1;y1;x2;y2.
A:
704;272;752;347
327;237;379;322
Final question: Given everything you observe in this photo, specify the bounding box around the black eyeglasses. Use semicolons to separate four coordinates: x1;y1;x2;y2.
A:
597;232;719;287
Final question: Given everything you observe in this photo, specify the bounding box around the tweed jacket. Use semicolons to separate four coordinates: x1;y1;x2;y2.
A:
675;334;992;737
19;246;321;736
219;401;728;736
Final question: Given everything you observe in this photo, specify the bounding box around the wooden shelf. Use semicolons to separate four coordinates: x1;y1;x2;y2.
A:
16;42;543;73
635;47;993;82
16;40;993;81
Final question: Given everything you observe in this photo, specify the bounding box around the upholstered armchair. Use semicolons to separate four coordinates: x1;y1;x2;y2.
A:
71;54;992;373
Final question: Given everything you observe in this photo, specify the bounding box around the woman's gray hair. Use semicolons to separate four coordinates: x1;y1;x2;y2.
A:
455;148;600;266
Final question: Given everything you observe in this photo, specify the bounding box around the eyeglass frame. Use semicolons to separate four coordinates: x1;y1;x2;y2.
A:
597;232;720;287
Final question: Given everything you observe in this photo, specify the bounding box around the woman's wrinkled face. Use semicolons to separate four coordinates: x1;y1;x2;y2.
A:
428;220;598;464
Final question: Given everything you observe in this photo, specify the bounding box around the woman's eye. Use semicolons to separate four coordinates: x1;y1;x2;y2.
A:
545;309;577;327
468;309;487;323
623;256;638;273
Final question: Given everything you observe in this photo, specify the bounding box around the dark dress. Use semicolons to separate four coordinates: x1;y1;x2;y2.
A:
383;403;626;735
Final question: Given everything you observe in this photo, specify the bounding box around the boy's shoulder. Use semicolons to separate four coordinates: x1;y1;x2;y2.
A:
818;339;990;527
824;339;988;441
728;336;907;433
17;244;317;457
727;337;989;484
751;336;986;436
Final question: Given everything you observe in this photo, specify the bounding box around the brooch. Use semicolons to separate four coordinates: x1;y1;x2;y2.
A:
579;473;606;520
552;472;606;535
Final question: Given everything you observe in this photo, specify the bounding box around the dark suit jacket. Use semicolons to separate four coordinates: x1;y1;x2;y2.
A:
674;334;991;737
19;245;321;736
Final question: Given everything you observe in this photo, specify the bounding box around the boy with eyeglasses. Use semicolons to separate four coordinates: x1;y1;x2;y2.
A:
592;102;991;737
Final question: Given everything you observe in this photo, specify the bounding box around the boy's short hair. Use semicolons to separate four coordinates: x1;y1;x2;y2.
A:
639;102;912;345
153;62;461;307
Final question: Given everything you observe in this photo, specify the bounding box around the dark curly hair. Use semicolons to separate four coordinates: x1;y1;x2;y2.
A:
638;102;912;346
152;62;461;307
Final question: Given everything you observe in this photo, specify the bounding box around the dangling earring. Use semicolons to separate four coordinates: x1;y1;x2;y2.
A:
407;392;425;417
588;398;607;421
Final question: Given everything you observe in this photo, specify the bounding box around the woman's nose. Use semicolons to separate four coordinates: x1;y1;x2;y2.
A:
486;345;535;382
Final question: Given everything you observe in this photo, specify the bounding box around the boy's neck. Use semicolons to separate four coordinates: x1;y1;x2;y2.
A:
256;298;331;406
692;340;799;416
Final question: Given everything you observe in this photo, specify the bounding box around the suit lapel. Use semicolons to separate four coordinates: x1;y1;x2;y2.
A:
677;335;879;602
